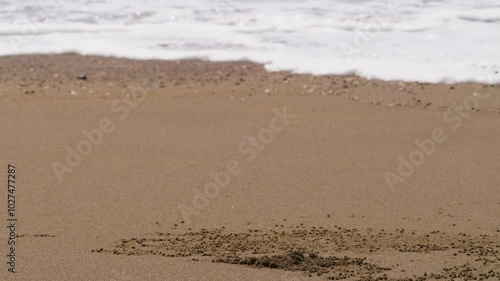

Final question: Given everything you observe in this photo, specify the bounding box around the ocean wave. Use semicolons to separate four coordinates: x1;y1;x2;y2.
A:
0;0;498;83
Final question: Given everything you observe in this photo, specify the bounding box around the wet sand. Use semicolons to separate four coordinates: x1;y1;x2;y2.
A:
0;55;499;281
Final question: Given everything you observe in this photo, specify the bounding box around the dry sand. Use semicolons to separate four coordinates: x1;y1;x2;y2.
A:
0;55;499;281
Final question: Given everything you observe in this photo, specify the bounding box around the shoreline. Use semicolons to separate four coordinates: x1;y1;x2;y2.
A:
1;55;499;114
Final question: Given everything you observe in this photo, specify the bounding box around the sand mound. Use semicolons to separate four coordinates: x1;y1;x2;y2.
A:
95;227;500;280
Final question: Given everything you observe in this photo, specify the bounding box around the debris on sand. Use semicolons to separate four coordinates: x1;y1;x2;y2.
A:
97;227;500;280
77;74;88;81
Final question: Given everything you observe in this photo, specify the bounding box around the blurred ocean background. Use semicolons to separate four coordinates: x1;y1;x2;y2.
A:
0;0;499;83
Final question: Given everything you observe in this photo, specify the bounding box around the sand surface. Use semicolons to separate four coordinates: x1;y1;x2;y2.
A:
0;55;499;281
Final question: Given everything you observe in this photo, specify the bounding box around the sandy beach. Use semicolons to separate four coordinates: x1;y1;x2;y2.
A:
0;55;499;281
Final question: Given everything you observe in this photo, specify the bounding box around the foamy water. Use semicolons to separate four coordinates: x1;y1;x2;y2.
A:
1;0;499;83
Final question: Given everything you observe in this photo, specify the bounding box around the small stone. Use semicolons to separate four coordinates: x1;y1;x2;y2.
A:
77;74;87;81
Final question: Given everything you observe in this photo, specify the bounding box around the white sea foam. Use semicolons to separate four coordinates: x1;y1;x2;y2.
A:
1;0;499;83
